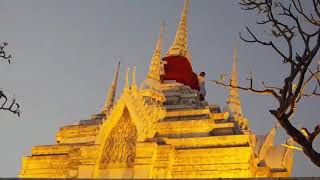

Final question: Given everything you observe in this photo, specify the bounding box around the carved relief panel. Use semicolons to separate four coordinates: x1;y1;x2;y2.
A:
100;108;137;168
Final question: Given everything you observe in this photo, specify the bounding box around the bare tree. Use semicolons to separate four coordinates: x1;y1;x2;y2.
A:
214;0;320;166
0;42;20;116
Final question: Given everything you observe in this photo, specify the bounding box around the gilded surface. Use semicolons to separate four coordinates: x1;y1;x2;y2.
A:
19;0;294;178
100;108;137;169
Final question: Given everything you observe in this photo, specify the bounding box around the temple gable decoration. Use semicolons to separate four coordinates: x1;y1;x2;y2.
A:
99;108;137;169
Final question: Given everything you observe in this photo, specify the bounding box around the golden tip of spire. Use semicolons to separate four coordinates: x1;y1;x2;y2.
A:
116;60;120;72
166;0;190;59
155;22;164;52
184;0;190;12
132;66;136;86
101;61;121;114
160;21;165;33
125;67;130;88
231;48;239;84
116;61;121;72
233;48;238;63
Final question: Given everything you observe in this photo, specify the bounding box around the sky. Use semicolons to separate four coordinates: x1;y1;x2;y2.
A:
0;0;319;177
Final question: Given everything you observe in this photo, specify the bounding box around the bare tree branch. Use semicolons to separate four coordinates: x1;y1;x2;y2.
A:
212;0;320;166
0;41;20;117
301;125;320;144
0;42;12;64
0;90;20;117
211;73;281;102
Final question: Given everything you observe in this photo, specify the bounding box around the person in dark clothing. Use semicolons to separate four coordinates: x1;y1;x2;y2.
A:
198;72;206;101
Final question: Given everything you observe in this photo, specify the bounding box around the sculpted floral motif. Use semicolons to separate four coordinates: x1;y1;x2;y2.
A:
100;108;137;168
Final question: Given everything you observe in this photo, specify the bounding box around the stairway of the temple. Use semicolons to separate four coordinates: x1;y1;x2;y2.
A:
144;81;255;178
157;81;236;137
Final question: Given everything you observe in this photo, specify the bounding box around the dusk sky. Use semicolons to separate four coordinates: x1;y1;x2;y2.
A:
0;0;319;177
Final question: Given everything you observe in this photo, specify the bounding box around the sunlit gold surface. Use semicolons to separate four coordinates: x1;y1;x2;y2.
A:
19;0;294;178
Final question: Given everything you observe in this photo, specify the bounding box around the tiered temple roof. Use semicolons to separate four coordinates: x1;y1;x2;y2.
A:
19;0;294;178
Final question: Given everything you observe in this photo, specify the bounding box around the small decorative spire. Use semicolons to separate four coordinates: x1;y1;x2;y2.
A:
227;48;243;117
166;0;191;62
101;61;120;114
132;66;137;87
147;23;164;81
125;67;130;88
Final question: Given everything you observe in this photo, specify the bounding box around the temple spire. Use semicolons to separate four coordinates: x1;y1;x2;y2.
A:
226;48;243;117
101;61;120;115
166;0;191;62
147;23;164;81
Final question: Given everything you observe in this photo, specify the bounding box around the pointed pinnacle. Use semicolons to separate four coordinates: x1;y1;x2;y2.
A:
101;61;120;114
166;0;190;61
231;48;238;87
227;48;243;117
155;22;164;52
147;23;164;81
132;66;136;86
125;67;130;88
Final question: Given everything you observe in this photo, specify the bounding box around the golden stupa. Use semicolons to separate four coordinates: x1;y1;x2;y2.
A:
19;0;294;178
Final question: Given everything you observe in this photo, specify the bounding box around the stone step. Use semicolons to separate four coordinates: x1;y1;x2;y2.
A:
172;169;252;178
56;124;100;144
21;158;69;170
163;108;212;121
156;119;214;135
31;145;72;156
214;118;230;124
20;173;67;178
23;168;67;175
163;114;209;122
22;154;69;164
161;81;182;87
208;104;221;113
162;91;181;97
156;132;211;139
20;168;68;175
162;110;229;121
210;122;235;135
172;163;251;172
31;143;94;155
160;82;196;93
58;124;100;132
163;91;198;98
174;147;253;164
90;113;105;120
163;134;250;149
164;104;198;110
56;131;98;139
79;119;103;125
155;122;235;138
211;112;229;120
166;108;210;117
56;136;96;144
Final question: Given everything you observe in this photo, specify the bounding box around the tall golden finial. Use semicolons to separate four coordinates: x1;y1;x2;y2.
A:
166;0;191;62
101;61;120;114
226;48;243;117
147;23;164;81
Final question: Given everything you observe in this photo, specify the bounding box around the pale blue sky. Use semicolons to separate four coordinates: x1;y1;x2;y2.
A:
0;0;319;177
